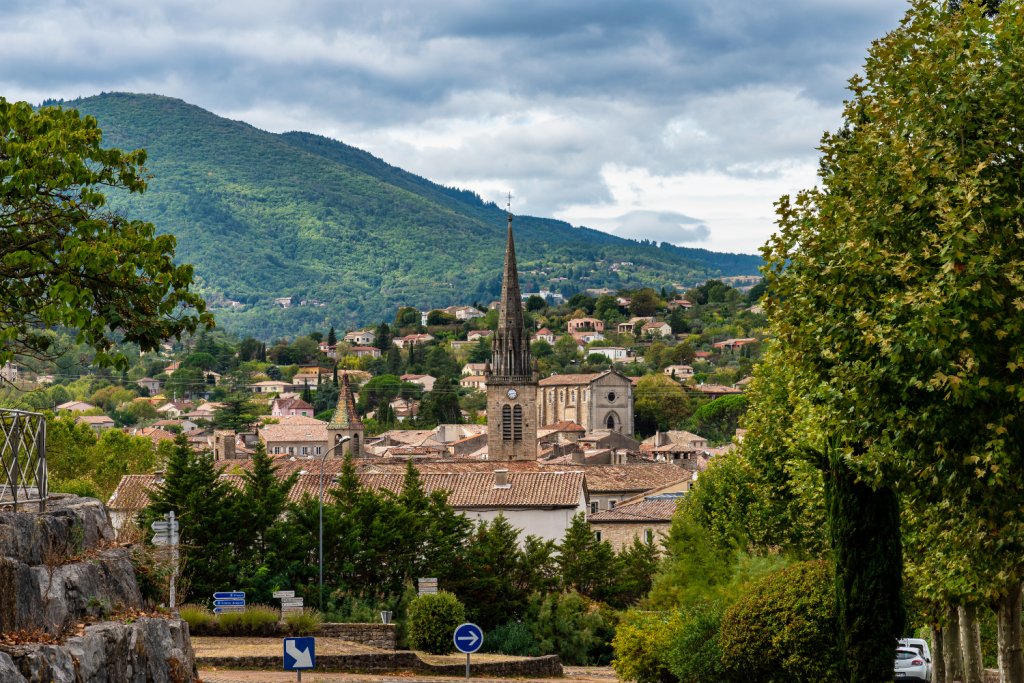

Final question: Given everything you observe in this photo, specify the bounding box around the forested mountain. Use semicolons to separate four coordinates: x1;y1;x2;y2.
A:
57;92;762;338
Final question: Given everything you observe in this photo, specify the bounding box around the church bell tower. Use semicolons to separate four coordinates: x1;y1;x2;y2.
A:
485;201;539;461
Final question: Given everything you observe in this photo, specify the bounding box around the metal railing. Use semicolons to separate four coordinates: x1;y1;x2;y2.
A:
0;408;47;512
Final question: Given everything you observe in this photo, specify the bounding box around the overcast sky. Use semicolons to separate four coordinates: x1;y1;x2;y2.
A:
0;0;908;254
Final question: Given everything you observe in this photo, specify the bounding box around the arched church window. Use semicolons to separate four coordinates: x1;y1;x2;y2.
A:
606;414;616;430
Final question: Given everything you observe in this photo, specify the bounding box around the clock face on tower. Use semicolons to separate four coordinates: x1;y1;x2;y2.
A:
507;389;518;399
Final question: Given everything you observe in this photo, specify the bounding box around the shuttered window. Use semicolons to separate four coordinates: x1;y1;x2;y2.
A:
513;405;523;441
503;405;512;440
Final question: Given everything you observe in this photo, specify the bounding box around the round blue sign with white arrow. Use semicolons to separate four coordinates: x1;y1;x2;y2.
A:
453;622;484;654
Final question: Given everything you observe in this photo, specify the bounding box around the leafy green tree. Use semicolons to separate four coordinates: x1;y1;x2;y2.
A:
554;335;579;357
467;338;491;363
616;535;661;607
628;288;659;317
634;374;692;436
146;433;237;600
395;307;420;328
184;352;216;370
426;310;457;326
163;366;205;400
375;322;392;351
691;395;747;444
526;294;547;311
594;295;619;320
531;339;553;358
567;293;596;314
558;512;617;601
0;100;212;379
421;375;462;425
212;393;258;432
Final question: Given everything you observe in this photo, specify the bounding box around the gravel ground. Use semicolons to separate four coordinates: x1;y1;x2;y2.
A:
197;666;619;682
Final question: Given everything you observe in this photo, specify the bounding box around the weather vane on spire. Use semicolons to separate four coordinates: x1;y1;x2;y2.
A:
506;192;514;215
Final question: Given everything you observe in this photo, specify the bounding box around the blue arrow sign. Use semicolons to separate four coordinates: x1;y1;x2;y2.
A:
214;607;244;614
284;637;315;670
213;599;245;606
453;623;483;654
213;592;245;599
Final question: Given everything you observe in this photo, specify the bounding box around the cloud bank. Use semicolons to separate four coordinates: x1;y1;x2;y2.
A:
0;0;908;252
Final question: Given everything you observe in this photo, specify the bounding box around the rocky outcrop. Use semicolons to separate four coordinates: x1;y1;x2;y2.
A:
0;495;142;634
1;494;196;682
1;617;196;683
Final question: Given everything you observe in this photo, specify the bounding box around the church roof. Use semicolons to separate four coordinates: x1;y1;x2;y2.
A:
328;375;364;430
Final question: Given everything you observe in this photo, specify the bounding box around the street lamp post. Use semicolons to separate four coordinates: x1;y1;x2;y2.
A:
320;435;351;609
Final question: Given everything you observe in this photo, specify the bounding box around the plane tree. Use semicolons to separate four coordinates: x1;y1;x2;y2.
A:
762;2;1024;679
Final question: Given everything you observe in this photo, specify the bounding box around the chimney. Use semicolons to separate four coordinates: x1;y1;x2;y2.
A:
154;470;164;483
572;450;585;464
493;469;509;488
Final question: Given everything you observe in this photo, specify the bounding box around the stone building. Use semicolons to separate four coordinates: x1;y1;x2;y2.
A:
588;491;687;552
485;210;540;461
537;370;634;434
327;374;365;457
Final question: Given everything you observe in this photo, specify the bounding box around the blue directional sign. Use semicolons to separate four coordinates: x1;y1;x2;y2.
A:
213;599;245;606
284;637;315;670
453;623;483;654
213;592;245;600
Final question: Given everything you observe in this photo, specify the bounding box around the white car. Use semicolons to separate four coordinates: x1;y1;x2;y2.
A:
895;646;930;681
898;637;933;662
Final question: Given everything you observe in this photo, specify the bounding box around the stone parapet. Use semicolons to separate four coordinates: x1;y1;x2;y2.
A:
318;622;396;649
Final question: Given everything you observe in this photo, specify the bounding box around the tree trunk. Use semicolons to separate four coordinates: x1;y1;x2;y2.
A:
944;604;964;683
997;585;1024;683
959;605;984;683
825;459;905;683
932;623;946;683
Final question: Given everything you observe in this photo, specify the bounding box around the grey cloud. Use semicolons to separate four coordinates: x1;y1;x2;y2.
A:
579;210;710;244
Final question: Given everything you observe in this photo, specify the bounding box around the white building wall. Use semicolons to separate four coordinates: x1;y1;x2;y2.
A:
456;497;586;543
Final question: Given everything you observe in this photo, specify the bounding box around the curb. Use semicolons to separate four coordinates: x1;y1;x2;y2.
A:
196;652;563;677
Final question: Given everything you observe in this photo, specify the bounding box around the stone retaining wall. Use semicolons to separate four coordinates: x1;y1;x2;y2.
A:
318;622;395;649
195;652;563;678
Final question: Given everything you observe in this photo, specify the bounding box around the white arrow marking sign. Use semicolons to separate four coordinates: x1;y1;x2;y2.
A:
458;631;479;648
286;639;312;668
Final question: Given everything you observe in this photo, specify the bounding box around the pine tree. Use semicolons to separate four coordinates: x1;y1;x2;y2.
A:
333;363;339;387
237;440;298;569
615;534;661;606
387;343;402;376
375;322;392;351
212;393;258;432
327;326;337;346
558;512;616;599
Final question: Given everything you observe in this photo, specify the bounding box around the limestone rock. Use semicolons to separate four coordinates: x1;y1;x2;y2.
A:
0;651;28;683
0;495;114;566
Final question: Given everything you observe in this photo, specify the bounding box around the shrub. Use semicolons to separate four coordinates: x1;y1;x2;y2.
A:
528;591;604;665
50;477;101;500
666;600;730;683
612;609;687;683
218;603;281;635
178;604;215;630
408;591;466;655
286;608;324;636
718;560;837;683
483;621;539;657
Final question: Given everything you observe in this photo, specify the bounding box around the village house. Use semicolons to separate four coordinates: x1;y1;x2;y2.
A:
401;374;436;392
450;340;476;353
292;372;325;388
642;321;672;338
643;430;708;449
392;334;434;349
666;299;693;311
572;330;604;346
460;375;487;392
1;361;19;383
259;422;328;457
249;380;296;394
537;420;587;442
616;317;655;333
56;400;97;414
537;370;634;434
153;419;198;433
155;401;191;417
462;363;488;377
350;346;381;358
75;415;114;432
587;346;630;362
567;318;605;333
467;330;492;342
444;305;486;321
663;365;694;378
136;377;162;394
344;329;376;346
734;376;753;390
272;397;315;417
588;490;686;552
693;383;744;399
532;328;556;343
713;337;759;352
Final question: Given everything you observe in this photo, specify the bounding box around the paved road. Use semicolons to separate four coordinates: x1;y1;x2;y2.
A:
198;666;618;683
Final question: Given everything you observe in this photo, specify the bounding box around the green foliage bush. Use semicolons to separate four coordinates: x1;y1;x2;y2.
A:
718;561;837;683
408;591;466;655
527;591;604;665
178;604;216;630
666;600;730;683
483;621;540;657
612;609;687;683
217;604;281;634
50;477;102;500
286;608;324;636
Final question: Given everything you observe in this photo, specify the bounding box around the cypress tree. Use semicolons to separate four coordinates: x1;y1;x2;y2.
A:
237;440;298;570
333;363;338;388
327;326;337;346
826;451;905;683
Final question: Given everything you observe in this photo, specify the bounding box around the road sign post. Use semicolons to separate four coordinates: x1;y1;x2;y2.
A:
212;591;245;614
152;512;180;608
453;623;483;680
284;636;315;681
274;590;303;621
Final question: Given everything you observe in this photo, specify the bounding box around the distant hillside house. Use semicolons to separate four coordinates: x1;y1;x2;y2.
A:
663;365;694;378
272;397;315;417
56;400;96;414
292;372;324;387
250;380;296;394
642;321;672;337
259;422;328;457
567;318;605;333
467;330;493;342
136;377;161;394
344;330;376;346
392;334;434;349
587;347;630;362
667;299;692;311
401;374;436;392
617;317;655;333
350;346;382;358
572;331;604;346
444;305;486;321
460;376;487;392
693;384;744;399
462;363;487;377
75;415;114;432
713;337;759;352
532;328;556;344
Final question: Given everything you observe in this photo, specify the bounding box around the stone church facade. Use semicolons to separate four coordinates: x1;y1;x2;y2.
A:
537;370;634;434
485;212;540;461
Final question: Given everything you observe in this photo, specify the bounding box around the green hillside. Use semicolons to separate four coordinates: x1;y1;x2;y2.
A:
53;92;762;338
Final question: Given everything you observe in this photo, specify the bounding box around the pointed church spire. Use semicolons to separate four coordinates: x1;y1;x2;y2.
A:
328;374;364;430
490;202;533;379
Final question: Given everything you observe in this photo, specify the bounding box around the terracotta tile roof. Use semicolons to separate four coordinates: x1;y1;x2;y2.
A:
76;415;113;425
382;446;449;457
262;415;325;426
539;420;586;432
539;373;605;386
274;398;314;412
259;423;328;443
542;463;685;493
328;375;364;430
588;497;680;522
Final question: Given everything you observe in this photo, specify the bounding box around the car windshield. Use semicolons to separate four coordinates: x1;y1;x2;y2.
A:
896;651;918;660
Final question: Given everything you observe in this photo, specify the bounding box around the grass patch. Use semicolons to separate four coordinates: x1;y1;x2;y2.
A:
218;604;281;635
286;608;324;636
179;604;216;630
